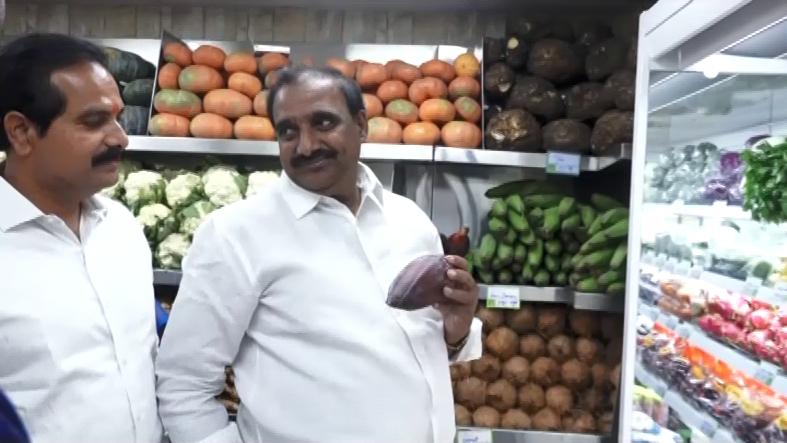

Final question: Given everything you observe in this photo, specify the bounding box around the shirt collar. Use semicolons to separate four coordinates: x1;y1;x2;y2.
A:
0;173;109;232
280;162;384;219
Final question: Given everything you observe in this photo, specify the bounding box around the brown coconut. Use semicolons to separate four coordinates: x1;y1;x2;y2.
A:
561;358;591;390
547;334;575;363
472;406;501;428
569;310;599;337
563;410;597;433
486;327;520;360
500;409;532;430
530;357;561;387
575;337;601;363
517;382;545;413
545;385;574;414
504;304;536;333
532;407;561;431
455;376;487;410
454;404;472;426
537;306;566;338
476;307;505;333
519;333;547;360
487;379;518;412
501;356;530;386
471;354;501;382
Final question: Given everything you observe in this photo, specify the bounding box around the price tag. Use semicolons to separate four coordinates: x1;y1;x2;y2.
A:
456;429;493;443
688;264;704;279
486;286;520;309
699;419;717;437
545;151;581;176
742;277;763;297
753;361;779;385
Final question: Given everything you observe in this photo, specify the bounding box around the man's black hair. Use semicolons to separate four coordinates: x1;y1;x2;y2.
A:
266;66;365;125
0;33;108;152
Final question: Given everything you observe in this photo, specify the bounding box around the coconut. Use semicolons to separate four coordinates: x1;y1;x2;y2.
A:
455;376;487;410
610;363;621;388
487;379;518;412
500;409;532;430
575;337;601;363
530;357;561;386
569;310;599;337
450;362;472;381
532;407;561;431
561;358;590;390
471;354;501;382
590;362;610;389
545;385;573;414
476;307;505;333
579;387;608;412
501;356;530;386
486;327;520;360
547;334;575;363
597;411;614;434
563;410;597;433
505;305;536;333
517;382;545;413
472;406;501;428
519;333;547;360
454;404;472;426
537;306;566;338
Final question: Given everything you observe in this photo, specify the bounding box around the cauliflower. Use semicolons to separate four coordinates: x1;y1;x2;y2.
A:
202;166;247;207
155;233;191;269
136;203;177;245
165;172;203;209
179;200;217;237
124;170;166;213
245;171;280;197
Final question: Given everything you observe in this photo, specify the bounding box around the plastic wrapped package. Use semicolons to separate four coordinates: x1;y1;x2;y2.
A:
647;142;721;204
633;386;670;427
631;411;682;443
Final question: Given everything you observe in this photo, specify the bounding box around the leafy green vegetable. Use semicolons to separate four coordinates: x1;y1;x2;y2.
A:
741;136;787;223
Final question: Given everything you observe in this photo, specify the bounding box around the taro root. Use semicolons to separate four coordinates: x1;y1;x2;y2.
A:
476;307;505;333
563;410;597;433
484;102;504;125
455;376;487;410
575;337;601;363
530;357;561;386
590;110;634;155
504;305;536;333
572;19;612;48
455;404;472;426
500;409;532;430
590;362;610;389
603;69;636;111
585;38;628;81
527;39;584;84
502;356;531;386
484;109;542;152
561;358;591;390
472;406;501;428
483;62;515;99
542;119;591;153
504;35;529;69
545;385;574;414
537;306;566;338
569;310;599;337
483;37;506;66
471;354;501;382
506;76;565;121
547;334;575;363
487;379;518;411
507;16;552;42
486;327;520;360
532;407;562;431
520;333;547;361
450;362;472;381
564;82;613;121
517;382;546;413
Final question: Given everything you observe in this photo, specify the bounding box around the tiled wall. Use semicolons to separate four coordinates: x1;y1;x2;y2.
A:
3;4;506;44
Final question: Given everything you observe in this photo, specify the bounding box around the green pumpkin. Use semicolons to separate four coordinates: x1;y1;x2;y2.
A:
122;79;154;107
103;47;155;83
119;106;149;136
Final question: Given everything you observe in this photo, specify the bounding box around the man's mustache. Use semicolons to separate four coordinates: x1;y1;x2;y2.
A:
291;148;337;169
92;145;124;166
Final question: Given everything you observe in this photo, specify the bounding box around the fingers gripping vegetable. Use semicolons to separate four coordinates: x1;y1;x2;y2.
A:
202;166;248;207
124;170;166;214
165;172;203;209
155;233;191;269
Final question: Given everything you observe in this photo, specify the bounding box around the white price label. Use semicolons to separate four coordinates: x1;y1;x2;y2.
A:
754;362;779;385
688;264;704;279
457;429;493;443
486;286;520;309
773;282;787;301
742;277;763;297
545;151;581;176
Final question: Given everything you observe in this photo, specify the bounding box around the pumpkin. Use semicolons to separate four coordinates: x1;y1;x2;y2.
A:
234;116;275;140
326;59;355;78
403;122;441;145
224;52;257;74
228;72;263;98
385;99;419;125
118;106;149;136
122;79;154;107
376;80;409;104
190;113;234;139
157;63;181;89
258;52;289;74
454;97;482;123
356;63;388;90
419;98;455;125
153;89;202;118
253;91;269;117
391;63;422;85
448;76;480;100
366;117;402;144
420;59;455;83
192;45;226;69
162;42;192;67
362;94;383;118
453;53;481;78
264;70;281;88
384;60;406;75
408;77;447;105
203;89;253;119
149;113;190;137
351;60;367;71
178;65;224;93
103;47;156;83
441;121;481;148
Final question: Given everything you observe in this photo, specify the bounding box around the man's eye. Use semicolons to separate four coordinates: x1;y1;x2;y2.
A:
317;119;334;129
277;127;296;138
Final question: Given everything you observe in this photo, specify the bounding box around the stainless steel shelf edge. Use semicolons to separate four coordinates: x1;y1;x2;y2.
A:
434;146;631;171
154;269;182;286
478;284;623;312
456;428;603;443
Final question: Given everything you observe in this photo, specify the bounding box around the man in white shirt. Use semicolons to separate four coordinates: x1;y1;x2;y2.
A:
0;34;163;443
155;66;483;443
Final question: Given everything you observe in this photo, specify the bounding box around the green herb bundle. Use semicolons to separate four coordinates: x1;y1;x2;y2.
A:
741;136;787;223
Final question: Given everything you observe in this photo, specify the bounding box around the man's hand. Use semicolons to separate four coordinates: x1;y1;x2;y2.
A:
436;255;479;347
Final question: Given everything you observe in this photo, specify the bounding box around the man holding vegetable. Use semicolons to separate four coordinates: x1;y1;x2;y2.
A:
156;66;482;443
0;33;162;442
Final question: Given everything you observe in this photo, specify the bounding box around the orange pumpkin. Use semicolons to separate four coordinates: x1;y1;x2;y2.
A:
253;90;269;117
376;80;409;104
453;53;480;78
234;115;275;140
402;122;441;145
454;97;481;123
190;113;234;139
448;76;481;100
385;99;419;125
162;42;192;67
178;65;224;93
356;63;388;90
202;89;253;119
224;52;258;74
419;98;455;125
420;59;456;83
409;78;448;106
441;121;481;148
362;94;384;118
366;117;402;144
326;59;355;78
258;52;289;74
153;89;202;118
192;45;226;70
149;113;190;137
391;63;422;85
228;72;263;98
157;63;181;89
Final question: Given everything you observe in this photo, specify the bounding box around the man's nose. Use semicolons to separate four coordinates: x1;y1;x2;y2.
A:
295;128;318;157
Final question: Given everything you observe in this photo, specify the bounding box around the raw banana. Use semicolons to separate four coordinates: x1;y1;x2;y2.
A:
466;250;475;275
607;282;625;296
569;272;583;287
576;278;601;293
496;243;514;266
519;229;536;246
553;272;567;286
570;254;584;268
579;204;596;228
574;227;589;243
528;207;544;225
599;208;629;226
510;262;522;274
524;194;564;209
484;179;531;198
557;196;577;217
503;228;518;245
561;254;574;271
488;218;508;237
609;242;628;268
533;269;551;287
566;241;580;254
561;214;581;232
602;218;629;239
544;255;560;273
478;270;494;284
591;193;622;211
497;270;514;285
528;239;544;267
521;264;534;283
539;207;561;239
491;199;508;218
597;270;623;287
520;181;565;196
587;216;604;236
477;234;497;265
507;211;530;233
491;258;503;271
544;239;562;256
578;249;615;270
513;244;527;263
505;194;525;214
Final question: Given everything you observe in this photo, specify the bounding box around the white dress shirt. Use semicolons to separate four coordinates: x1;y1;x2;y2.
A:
156;163;482;443
0;176;163;443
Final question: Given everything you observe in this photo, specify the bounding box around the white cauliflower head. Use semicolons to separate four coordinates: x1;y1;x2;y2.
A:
136;203;177;245
165;172;203;209
178;200;217;237
202;166;247;207
246;171;280;197
155;233;191;269
124;170;166;213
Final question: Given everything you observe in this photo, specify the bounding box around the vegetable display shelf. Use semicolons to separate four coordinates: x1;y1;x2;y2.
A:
455;427;604;443
642;202;751;221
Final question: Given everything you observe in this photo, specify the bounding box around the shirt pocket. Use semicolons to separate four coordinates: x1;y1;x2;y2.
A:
0;316;57;393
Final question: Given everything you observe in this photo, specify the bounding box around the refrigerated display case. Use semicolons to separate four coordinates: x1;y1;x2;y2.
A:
627;1;787;442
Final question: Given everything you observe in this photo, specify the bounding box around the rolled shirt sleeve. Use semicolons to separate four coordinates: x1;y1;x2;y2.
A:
155;216;256;443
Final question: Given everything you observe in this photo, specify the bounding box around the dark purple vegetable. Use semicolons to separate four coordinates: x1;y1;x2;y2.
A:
745;134;769;149
719;152;742;175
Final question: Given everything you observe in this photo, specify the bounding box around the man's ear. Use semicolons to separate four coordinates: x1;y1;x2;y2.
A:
355;110;368;143
3;111;34;157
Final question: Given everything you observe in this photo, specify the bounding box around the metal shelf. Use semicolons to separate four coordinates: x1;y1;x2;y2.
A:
642;202;750;220
456;428;604;443
154;269;182;286
434;144;631;170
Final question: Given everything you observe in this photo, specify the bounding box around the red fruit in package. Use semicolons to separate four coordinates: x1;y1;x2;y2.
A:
697;314;725;336
709;292;752;325
747;308;776;331
746;329;771;352
775;308;787;326
387;254;451;311
720;322;746;345
772;325;787;345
